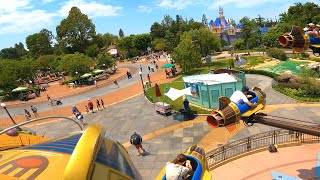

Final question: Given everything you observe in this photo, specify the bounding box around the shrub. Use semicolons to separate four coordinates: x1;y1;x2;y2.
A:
300;52;309;58
240;69;279;79
266;48;287;61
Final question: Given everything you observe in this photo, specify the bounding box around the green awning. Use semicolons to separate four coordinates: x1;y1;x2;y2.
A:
93;69;105;74
12;87;30;92
161;63;175;69
80;73;93;78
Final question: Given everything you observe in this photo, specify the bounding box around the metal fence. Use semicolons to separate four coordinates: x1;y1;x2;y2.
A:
206;129;320;170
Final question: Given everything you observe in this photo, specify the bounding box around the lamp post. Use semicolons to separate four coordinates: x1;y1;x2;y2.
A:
139;71;146;96
1;103;17;125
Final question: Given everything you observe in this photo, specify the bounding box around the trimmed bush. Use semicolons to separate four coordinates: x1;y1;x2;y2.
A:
266;48;287;61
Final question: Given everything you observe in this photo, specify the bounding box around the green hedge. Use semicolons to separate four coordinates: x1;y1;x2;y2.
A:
266;48;287;61
239;69;279;79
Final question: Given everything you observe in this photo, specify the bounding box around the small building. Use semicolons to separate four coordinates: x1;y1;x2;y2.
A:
182;69;246;109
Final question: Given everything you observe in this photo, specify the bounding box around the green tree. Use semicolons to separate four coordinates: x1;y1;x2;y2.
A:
172;33;201;74
26;29;53;58
58;53;94;77
97;53;115;69
188;28;221;56
280;2;320;26
240;17;258;48
119;28;124;39
0;60;19;91
232;39;246;50
85;45;100;58
37;55;57;71
102;33;119;46
0;43;27;59
117;35;134;58
56;7;96;53
262;23;291;47
150;22;166;40
133;34;151;52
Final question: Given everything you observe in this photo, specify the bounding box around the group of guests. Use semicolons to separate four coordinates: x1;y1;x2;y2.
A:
304;23;320;37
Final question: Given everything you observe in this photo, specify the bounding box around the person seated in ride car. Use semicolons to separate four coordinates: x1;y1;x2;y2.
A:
165;154;193;180
230;86;257;108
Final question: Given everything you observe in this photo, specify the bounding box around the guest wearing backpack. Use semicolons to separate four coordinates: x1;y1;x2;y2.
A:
130;131;146;156
30;106;39;118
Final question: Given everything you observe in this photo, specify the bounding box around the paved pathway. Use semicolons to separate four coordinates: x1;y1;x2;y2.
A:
212;143;320;180
15;73;320;180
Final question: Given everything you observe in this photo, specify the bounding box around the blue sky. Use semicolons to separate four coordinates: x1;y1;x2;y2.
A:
0;0;318;50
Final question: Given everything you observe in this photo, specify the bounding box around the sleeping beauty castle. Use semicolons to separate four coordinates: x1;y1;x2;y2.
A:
208;6;243;46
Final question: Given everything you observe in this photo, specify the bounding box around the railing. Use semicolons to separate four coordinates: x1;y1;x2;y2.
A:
206;129;320;170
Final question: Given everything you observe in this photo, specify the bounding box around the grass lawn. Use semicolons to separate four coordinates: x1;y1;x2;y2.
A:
244;56;266;67
229;49;262;53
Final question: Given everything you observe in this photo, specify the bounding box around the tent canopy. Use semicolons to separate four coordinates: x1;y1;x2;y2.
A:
93;69;105;74
80;73;93;78
164;87;191;101
12;87;31;92
161;64;175;69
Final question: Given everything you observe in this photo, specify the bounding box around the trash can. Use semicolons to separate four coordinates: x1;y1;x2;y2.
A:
205;55;211;64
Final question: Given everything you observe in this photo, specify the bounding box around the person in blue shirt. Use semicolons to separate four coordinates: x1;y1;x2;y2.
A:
72;105;79;115
130;131;146;156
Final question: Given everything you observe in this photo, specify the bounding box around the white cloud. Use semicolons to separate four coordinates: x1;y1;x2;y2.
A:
0;0;56;34
0;0;33;12
58;0;122;17
157;0;195;10
210;0;281;9
137;5;152;13
0;10;56;34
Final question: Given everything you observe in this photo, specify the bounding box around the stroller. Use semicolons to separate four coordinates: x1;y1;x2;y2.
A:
53;99;63;106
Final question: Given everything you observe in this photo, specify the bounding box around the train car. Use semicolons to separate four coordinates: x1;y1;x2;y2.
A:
0;124;141;180
278;26;320;56
156;145;212;180
207;87;266;129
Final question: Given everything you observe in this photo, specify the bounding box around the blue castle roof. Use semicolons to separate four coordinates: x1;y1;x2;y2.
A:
215;17;228;27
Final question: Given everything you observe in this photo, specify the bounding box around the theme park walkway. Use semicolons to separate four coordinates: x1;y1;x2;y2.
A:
22;73;320;180
0;60;173;126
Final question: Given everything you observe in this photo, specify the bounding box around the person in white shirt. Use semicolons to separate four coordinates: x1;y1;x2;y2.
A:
165;154;193;180
230;86;257;108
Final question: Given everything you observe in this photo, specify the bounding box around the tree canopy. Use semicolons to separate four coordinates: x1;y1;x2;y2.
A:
56;7;96;53
26;29;54;58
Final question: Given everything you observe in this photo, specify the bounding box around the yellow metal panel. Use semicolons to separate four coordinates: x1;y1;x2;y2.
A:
242;104;264;117
202;171;212;180
63;125;105;180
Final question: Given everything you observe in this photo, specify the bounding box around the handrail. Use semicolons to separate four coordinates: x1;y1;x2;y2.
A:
0;116;83;135
206;129;320;170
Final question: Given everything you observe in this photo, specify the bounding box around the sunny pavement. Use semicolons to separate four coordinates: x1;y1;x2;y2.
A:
24;72;320;180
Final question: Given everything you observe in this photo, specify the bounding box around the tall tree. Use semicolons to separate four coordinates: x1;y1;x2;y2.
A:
58;53;94;77
26;29;53;58
255;15;265;28
172;34;201;74
119;29;124;39
0;43;27;59
133;34;151;52
56;7;96;53
150;22;166;40
188;28;221;56
280;2;320;26
117;35;134;58
240;17;257;48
